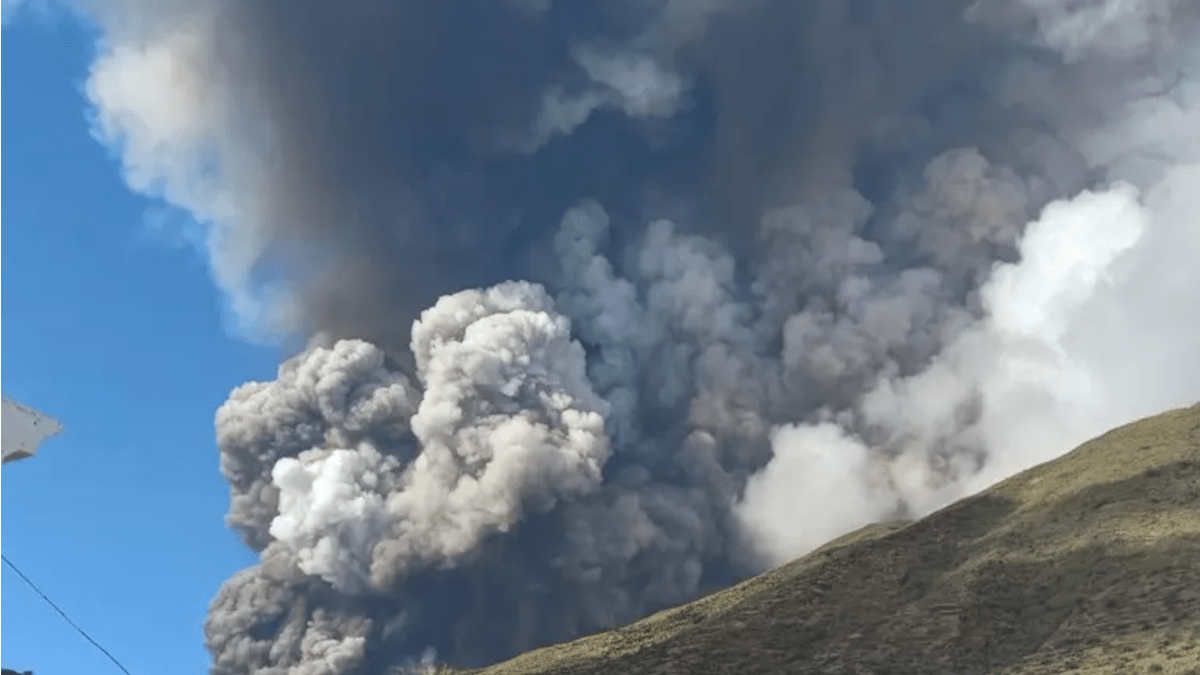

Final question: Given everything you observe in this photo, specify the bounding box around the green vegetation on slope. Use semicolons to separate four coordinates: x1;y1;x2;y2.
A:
453;404;1200;675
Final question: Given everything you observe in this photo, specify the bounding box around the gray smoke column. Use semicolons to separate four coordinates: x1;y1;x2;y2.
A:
77;0;1200;671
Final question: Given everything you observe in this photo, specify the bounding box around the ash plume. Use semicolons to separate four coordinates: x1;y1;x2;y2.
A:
74;0;1200;671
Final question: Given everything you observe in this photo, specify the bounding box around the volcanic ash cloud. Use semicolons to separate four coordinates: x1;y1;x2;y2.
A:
76;0;1200;670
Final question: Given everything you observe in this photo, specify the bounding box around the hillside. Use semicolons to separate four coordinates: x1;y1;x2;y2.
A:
458;404;1200;675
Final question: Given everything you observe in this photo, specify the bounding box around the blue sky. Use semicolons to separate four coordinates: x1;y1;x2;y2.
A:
3;10;280;673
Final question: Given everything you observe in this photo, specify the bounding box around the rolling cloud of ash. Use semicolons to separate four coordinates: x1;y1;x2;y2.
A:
72;0;1200;671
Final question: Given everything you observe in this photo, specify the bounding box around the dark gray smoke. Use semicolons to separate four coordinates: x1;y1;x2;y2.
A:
76;0;1200;671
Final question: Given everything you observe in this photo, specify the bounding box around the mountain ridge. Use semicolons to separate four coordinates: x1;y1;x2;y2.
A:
447;403;1200;675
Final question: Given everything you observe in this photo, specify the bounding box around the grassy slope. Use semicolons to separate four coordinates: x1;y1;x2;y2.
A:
461;403;1200;675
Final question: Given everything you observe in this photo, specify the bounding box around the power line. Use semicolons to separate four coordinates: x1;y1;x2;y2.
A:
2;553;134;675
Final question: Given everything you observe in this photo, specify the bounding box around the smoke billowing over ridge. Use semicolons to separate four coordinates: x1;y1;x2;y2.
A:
77;0;1200;671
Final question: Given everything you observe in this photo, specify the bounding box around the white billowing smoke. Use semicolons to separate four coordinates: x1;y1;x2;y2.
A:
746;184;1154;547
245;282;611;594
271;446;400;594
741;98;1200;565
70;0;1200;670
526;47;688;151
390;282;611;580
737;423;892;561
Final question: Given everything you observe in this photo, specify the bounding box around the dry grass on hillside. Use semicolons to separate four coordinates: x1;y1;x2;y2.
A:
431;404;1200;675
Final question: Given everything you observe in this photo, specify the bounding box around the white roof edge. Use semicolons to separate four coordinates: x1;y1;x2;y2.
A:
2;396;64;464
